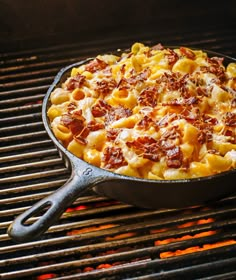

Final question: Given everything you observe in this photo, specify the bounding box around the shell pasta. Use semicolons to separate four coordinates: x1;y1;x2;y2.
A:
48;43;236;180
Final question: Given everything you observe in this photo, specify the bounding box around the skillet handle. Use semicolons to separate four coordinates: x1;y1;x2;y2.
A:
8;166;103;243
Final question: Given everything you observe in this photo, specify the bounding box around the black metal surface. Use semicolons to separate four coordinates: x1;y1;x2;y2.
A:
1;22;236;279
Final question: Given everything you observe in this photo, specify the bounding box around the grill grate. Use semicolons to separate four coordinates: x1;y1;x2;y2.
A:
1;23;236;279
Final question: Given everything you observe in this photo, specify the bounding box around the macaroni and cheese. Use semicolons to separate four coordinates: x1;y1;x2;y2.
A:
47;43;236;180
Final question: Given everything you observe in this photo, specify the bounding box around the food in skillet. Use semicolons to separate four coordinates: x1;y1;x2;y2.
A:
47;43;236;180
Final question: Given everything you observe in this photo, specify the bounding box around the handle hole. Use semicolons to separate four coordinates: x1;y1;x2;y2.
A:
22;201;52;226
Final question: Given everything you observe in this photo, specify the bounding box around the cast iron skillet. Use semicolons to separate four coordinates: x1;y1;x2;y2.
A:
8;48;236;243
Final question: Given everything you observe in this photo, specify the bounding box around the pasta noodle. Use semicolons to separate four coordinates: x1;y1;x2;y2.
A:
48;42;236;180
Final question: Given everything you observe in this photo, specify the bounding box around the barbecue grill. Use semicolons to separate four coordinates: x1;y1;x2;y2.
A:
1;1;236;279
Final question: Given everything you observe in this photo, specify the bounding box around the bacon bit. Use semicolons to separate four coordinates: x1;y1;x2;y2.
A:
105;106;132;125
67;102;77;113
91;100;112;117
102;147;127;169
207;56;224;66
181;107;200;122
106;128;120;141
70;120;86;136
61;114;74;126
136;115;154;130
87;120;105;131
166;146;183;168
194;117;213;144
71;109;83;118
61;113;85;136
103;66;112;77
201;63;225;81
222;129;236;144
161;125;180;141
151;43;164;50
138;86;158;107
74;126;90;145
166;48;179;65
127;137;162;162
179;47;196;59
95;79;117;95
162;96;198;106
117;78;130;90
137;68;151;80
197;124;213;144
223;112;236;127
202;114;218;125
117;68;151;90
74;136;87;145
157;113;179;127
157;72;188;93
65;74;86;90
232;98;236;107
120;64;126;75
196;86;210;97
85;58;108;73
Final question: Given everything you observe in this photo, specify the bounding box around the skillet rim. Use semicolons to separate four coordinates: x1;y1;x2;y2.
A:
42;46;236;185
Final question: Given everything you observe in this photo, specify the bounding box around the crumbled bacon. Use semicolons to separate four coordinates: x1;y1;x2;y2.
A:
91;100;112;117
138;86;158;107
117;68;151;90
223;112;236;127
105;106;132;125
156;72;189;94
65;74;86;90
117;78;130;90
166;146;183;168
161;125;180;140
197;125;213;144
120;64;126;75
127;137;162;162
201;58;226;81
196;86;210;97
106;128;120;141
61;114;74;127
61;113;86;135
85;58;108;73
87;121;105;131
179;47;196;59
95;79;117;95
136;115;154;130
67;102;77;113
102;147;127;169
162;96;198;106
202;114;218;125
166;49;179;65
61;107;89;140
157;113;179;127
137;68;151;80
207;56;224;66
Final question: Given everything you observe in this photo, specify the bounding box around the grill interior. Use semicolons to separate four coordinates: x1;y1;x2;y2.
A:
1;20;236;279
